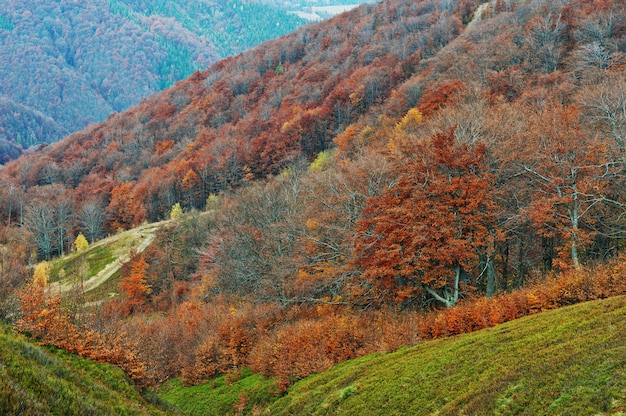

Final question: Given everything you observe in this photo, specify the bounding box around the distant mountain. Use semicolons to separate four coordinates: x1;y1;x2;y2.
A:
0;0;307;156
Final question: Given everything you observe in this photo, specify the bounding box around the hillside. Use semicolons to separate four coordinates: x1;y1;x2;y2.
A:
2;0;626;402
0;0;307;154
0;0;491;240
0;324;172;415
268;296;626;415
46;219;167;302
2;0;625;292
4;295;625;415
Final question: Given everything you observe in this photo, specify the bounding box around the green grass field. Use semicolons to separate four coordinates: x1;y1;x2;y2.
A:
45;221;166;302
268;296;626;415
50;245;115;284
0;324;174;415
157;368;278;415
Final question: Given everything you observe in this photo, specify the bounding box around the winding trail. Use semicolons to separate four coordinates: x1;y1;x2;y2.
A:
48;221;164;297
80;232;156;293
467;2;490;29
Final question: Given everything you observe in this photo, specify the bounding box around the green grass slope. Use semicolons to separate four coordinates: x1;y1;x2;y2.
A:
47;220;166;303
0;324;174;415
158;368;278;416
269;296;626;416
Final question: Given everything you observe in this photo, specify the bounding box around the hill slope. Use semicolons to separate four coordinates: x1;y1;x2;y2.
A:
3;0;625;283
0;324;172;415
268;296;626;415
3;294;624;415
1;0;626;399
0;0;472;228
47;219;168;302
0;0;307;153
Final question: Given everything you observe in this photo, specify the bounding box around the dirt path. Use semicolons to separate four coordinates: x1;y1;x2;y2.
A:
80;232;156;293
48;222;163;296
467;2;490;29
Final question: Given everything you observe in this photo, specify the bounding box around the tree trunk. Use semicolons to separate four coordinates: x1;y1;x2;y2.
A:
486;255;496;298
424;262;460;308
571;240;581;270
500;242;509;292
568;190;581;270
480;252;497;298
516;240;526;288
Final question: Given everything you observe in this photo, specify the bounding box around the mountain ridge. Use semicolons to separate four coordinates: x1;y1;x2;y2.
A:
0;0;308;156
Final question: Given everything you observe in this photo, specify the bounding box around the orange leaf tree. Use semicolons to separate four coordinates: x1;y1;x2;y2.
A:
511;103;621;270
119;251;152;315
108;182;147;230
354;128;498;308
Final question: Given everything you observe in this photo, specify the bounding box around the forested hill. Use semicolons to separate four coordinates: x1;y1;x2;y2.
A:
2;0;626;263
0;0;471;230
0;0;306;157
2;0;626;397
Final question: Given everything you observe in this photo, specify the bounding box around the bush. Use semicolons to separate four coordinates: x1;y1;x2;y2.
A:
415;256;626;341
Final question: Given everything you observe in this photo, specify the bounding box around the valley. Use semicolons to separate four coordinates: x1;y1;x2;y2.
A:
0;0;309;158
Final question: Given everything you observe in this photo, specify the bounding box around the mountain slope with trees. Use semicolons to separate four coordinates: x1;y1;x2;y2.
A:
3;0;624;289
1;0;626;402
0;0;307;157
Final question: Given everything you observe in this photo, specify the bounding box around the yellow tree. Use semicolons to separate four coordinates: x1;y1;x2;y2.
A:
33;261;51;287
170;202;184;220
74;233;89;252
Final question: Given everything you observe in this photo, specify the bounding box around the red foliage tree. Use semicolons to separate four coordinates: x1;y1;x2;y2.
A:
119;251;152;315
418;80;465;118
108;182;147;229
354;128;498;307
509;103;619;270
17;282;149;385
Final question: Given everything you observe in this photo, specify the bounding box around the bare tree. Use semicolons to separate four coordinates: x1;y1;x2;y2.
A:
580;76;626;164
78;201;108;243
24;200;56;260
54;199;73;257
526;14;567;73
0;181;25;227
0;226;31;320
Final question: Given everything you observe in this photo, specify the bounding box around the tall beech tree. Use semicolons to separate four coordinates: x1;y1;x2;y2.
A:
78;201;108;243
297;148;393;301
199;170;307;304
24;200;56;261
510;103;621;270
0;226;32;319
580;74;626;165
354;128;498;308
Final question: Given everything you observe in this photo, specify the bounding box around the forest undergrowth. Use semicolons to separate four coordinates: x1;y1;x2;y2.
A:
15;254;626;390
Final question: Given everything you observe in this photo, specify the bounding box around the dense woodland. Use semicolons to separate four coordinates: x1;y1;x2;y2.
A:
1;0;626;392
0;0;307;159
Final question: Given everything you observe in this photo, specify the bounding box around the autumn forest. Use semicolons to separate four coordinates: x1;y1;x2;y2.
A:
0;0;308;162
1;0;626;404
